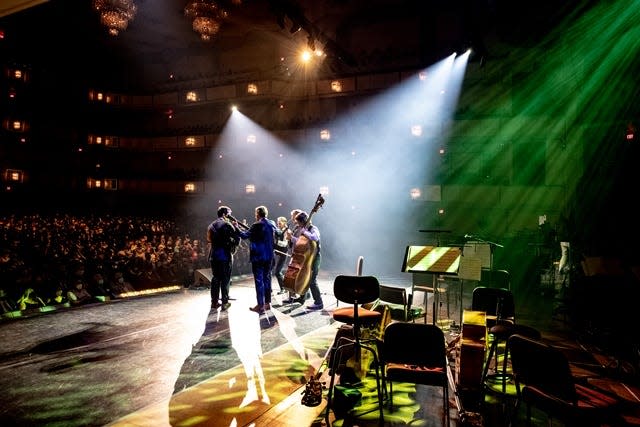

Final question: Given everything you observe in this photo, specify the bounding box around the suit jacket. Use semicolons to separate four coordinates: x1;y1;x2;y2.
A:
239;217;276;263
207;218;240;262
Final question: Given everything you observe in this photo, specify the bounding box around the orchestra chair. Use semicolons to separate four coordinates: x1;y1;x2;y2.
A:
508;333;621;427
472;286;540;396
492;269;511;290
381;321;450;427
326;275;384;422
481;268;512;290
336;255;365;308
376;283;426;322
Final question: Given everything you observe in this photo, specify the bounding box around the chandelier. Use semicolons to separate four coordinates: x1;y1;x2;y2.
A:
184;0;228;41
93;0;138;36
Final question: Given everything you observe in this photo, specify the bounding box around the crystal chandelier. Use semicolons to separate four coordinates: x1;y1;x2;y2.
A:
184;0;228;41
93;0;138;36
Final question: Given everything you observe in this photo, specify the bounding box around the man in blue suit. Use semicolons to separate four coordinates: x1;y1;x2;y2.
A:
237;205;277;314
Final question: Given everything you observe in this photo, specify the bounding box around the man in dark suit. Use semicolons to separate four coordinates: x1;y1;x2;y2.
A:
207;205;240;310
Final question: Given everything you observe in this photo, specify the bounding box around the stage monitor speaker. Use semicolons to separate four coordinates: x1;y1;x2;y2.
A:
193;268;213;286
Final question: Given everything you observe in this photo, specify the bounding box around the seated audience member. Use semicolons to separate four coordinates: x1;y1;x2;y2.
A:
110;271;136;296
67;280;94;306
51;286;69;305
17;287;46;310
88;271;109;297
0;288;17;313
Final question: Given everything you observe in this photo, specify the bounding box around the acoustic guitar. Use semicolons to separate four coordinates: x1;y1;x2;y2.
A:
283;194;325;295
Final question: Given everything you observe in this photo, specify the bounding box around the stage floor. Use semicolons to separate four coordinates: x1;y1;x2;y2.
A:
1;272;640;426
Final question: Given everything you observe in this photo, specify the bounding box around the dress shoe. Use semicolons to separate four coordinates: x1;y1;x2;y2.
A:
211;302;221;309
282;297;296;304
295;294;310;304
221;302;231;311
249;305;265;314
263;303;271;310
307;303;324;311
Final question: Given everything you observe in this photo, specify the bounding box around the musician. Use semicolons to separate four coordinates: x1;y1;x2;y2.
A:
272;216;289;294
283;208;306;304
289;211;324;310
237;205;277;314
207;205;240;310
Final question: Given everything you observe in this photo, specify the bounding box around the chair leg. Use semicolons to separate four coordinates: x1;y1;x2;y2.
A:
502;344;509;394
325;337;358;421
481;337;498;384
324;341;349;421
360;342;384;421
324;339;384;423
444;382;450;427
482;335;514;398
445;290;450;319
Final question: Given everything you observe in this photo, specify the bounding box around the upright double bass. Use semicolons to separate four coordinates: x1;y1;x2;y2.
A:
283;194;325;295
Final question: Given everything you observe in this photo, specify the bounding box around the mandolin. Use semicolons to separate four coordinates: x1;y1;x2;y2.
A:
283;194;325;295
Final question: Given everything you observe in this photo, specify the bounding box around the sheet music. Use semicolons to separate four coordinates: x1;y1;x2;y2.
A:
458;256;482;281
463;241;492;268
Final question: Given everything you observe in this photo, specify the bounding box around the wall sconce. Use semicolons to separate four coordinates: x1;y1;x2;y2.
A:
6;169;23;183
186;91;198;102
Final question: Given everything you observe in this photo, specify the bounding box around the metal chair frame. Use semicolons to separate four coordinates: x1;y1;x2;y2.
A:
326;275;384;423
382;322;450;426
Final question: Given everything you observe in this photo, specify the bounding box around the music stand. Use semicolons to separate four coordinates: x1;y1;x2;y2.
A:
402;245;461;325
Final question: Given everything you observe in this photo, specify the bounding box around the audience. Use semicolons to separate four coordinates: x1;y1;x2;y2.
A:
0;213;229;315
